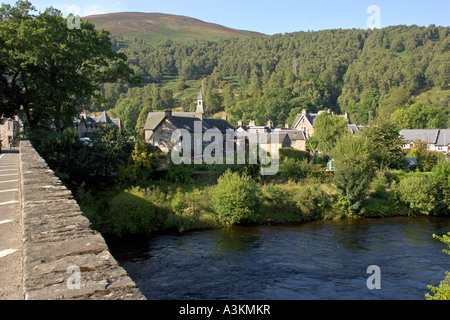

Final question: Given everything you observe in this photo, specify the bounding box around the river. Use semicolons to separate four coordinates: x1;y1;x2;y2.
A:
107;216;450;300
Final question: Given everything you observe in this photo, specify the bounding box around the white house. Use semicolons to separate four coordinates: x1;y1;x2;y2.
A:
399;129;450;153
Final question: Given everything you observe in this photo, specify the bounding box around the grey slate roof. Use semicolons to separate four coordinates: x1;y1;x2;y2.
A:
436;129;450;146
144;112;234;133
292;112;349;128
91;111;112;124
144;112;166;131
292;113;320;128
399;129;440;144
284;130;306;141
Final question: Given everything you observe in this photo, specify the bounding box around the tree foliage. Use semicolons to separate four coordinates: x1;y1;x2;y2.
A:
103;24;448;128
0;1;139;130
210;170;261;225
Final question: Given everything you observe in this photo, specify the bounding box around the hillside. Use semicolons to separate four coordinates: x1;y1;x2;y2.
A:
84;12;265;45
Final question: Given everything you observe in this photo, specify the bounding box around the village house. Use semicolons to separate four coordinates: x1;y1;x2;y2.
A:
291;109;351;137
399;129;450;153
0;116;21;149
74;110;121;139
144;89;234;154
236;119;305;151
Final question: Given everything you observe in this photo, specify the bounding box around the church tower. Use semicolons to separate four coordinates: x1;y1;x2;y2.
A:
196;88;204;114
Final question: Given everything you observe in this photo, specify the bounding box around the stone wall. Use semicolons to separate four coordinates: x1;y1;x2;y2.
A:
19;141;145;300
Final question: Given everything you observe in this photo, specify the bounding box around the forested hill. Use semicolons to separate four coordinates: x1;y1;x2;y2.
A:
98;24;449;132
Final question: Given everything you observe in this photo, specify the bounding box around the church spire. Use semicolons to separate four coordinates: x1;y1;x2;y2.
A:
196;88;204;114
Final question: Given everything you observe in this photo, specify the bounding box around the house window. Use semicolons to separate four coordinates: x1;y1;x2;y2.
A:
299;126;308;136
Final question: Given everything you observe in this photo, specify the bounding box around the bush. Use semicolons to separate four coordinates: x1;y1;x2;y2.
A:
171;189;187;214
164;162;193;184
333;164;372;216
294;184;330;219
280;158;325;182
432;158;450;188
426;232;450;300
262;184;298;215
279;148;310;162
107;187;163;236
263;184;292;210
210;170;262;225
370;171;389;199
396;174;450;215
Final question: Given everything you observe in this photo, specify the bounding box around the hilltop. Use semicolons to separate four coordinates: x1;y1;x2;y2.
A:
84;12;265;45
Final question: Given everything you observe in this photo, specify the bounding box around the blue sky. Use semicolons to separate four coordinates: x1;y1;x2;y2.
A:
3;0;450;34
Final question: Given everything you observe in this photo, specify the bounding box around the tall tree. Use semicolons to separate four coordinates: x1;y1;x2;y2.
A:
312;113;350;155
0;1;139;131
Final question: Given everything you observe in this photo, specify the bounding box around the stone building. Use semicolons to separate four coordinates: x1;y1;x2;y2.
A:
144;89;234;154
236;119;306;151
291;109;350;137
74;110;121;139
0;116;21;148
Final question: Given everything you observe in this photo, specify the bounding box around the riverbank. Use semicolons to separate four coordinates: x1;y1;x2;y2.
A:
81;167;446;238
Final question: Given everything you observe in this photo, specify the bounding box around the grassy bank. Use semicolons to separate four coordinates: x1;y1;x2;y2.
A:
80;165;448;237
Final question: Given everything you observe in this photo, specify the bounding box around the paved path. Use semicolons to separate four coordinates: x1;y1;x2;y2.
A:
0;149;23;300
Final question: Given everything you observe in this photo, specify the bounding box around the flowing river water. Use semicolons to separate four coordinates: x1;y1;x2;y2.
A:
107;216;450;300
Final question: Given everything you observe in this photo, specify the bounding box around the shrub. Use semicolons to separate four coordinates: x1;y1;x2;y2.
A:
107;187;163;236
333;163;372;216
280;158;325;182
426;232;450;300
262;184;297;215
432;158;450;188
294;184;330;219
396;174;450;215
118;140;157;187
370;171;389;199
171;189;187;214
279;148;310;162
210;170;262;225
263;184;291;209
164;162;193;184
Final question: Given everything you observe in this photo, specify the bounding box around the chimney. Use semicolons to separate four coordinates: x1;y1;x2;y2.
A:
165;109;172;117
302;109;307;115
249;120;256;127
238;120;243;127
285;124;290;129
267;119;273;128
327;109;331;114
344;112;349;120
81;109;88;119
222;113;228;121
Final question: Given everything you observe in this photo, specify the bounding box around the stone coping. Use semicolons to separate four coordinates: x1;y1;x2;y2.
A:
19;141;146;300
